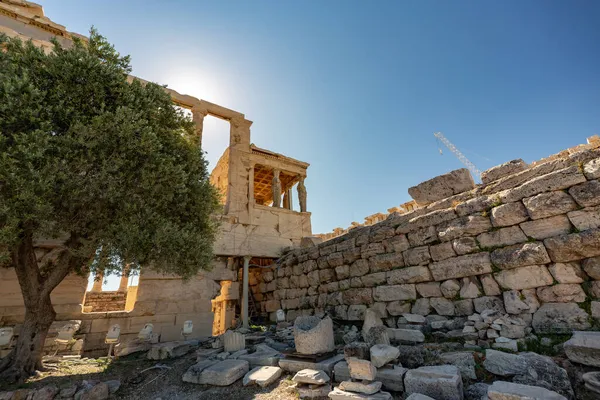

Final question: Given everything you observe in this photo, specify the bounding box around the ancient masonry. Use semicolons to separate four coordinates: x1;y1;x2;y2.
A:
252;136;600;347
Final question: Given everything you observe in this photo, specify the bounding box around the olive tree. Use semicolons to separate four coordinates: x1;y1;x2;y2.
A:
0;30;220;382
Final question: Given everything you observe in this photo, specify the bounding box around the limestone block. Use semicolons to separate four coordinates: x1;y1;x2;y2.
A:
584;158;600;179
382;234;410;253
407;226;438;247
440;279;461;299
473;296;506;313
487;381;567;400
439;351;477;380
336;238;356;252
361;273;387;287
370;344;400;368
238;344;281;367
480;274;502;296
334;361;407;392
344;342;371;360
349;260;370;277
338;380;383;395
430;297;455;316
403;246;432;266
408;168;475;205
369;226;396;242
386;300;412;316
491;202;529;227
404;365;463;400
195;359;250;386
430;241;457;261
328;387;392;400
294;316;335;355
347;357;376;380
452;237;479;255
454;299;474;316
369;252;405;273
568;180;600;208
416;282;442;298
532;303;591;334
491;241;551;270
373;285;416;302
459;276;482;298
483;349;527;376
482;159;528;185
548;262;585;284
437;215;492;242
279;354;344;375
583;256;600;279
537;284;586;303
243;366;282;387
429;253;492;281
478;226;528;249
520;289;540;313
182;360;224;384
455;194;496;217
370;302;389;319
544;228;600;262
387;266;431;285
503;291;529;314
335;265;350;280
348;305;368;320
568;206;600;231
520;215;572;240
522;190;578;220
409;208;457;229
494;265;553;290
292;368;330;384
501;166;586;203
342;288;373;305
361;243;385;259
362;309;383;339
564;331;600;367
412;298;431;316
387;328;425;343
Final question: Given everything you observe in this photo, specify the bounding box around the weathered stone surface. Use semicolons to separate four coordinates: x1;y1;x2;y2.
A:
238;345;281;367
338;381;383;395
494;265;554;290
583;157;600;179
520;215;572;240
296;384;332;399
409;208;457;229
513;352;574;399
564;331;600;367
328;387;392;400
408;168;475;205
521;289;540;313
334;361;407;392
182;360;220;383
373;285;416;302
430;253;492;281
501;166;587;204
386;300;412;316
279;354;344;375
430;241;457;261
491;202;529;227
383;234;410;253
460;276;482;298
369;252;404;272
361;273;387;288
349;260;370;277
544;228;600;262
491;242;551;270
243;366;282;387
438;215;492;242
503;290;530;314
415;282;442;298
440;279;461;298
403;246;432;266
478;226;528;249
454;299;474;316
412;298;432;316
407;226;438;247
569;180;600;208
430;297;455;316
292;368;330;384
342;288;374;305
482;159;528;185
480;274;501;296
532;303;591;334
362;309;383;339
370;344;400;368
80;383;108;400
522;190;578;220
347;357;376;380
483;349;527;376
537;284;586;303
32;386;59;400
474;296;506;313
348;305;368;321
196;359;250;386
294;316;335;355
404;365;463;400
487;381;567;400
567;206;600;231
387;328;425;343
452;237;479;255
344;342;371;360
223;330;245;353
583;256;600;279
440;351;477;380
387;266;431;284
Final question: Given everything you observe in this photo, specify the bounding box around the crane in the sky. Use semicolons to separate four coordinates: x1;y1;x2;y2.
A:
434;132;482;180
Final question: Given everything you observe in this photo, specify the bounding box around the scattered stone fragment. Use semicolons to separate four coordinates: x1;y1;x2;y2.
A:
564;331;600;367
362;309;383;339
296;383;332;399
294;316;336;355
243;366;282;387
279;354;344;375
464;383;490;400
347;357;377;380
483;349;528;376
404;365;463;400
387;328;425;343
334;361;408;392
292;369;330;385
439;351;477;380
503;290;530;314
532;303;591;334
338;380;383;395
582;372;600;395
182;360;219;384
370;344;400;368
196;359;250;386
328;387;392;400
487;380;567;400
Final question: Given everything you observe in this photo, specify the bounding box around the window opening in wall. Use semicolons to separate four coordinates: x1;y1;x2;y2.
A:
204;115;230;206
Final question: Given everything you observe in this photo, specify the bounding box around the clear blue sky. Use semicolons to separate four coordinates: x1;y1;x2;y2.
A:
41;0;600;239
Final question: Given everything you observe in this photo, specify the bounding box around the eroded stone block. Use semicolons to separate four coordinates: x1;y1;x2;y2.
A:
408;168;475;205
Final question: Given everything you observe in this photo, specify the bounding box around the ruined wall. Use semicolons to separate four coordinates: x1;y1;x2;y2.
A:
209;148;229;205
254;145;600;339
83;292;127;313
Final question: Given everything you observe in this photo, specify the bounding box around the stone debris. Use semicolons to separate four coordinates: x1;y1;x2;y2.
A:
487;380;567;400
564;331;600;367
279;354;344;375
242;366;282;387
294;316;336;355
327;387;392;399
296;383;332;399
0;379;122;400
369;344;400;368
404;365;463;400
334;361;408;392
238;343;281;367
347;357;377;381
223;330;245;353
194;359;249;386
292;368;330;385
582;371;600;395
338;381;382;395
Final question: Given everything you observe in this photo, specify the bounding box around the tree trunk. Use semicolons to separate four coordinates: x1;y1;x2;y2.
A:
0;229;75;384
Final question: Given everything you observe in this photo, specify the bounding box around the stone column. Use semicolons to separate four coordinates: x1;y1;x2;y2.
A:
91;271;104;292
117;265;130;292
297;176;307;212
191;108;208;146
282;189;291;210
242;256;251;330
272;169;282;208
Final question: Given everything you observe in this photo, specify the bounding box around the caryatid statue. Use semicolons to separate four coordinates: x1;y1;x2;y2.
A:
272;169;282;207
297;176;307;212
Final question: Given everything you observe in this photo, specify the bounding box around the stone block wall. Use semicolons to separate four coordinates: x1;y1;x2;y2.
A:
253;146;600;339
83;291;127;312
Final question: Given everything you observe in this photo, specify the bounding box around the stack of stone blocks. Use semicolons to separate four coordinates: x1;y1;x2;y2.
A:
253;146;600;344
